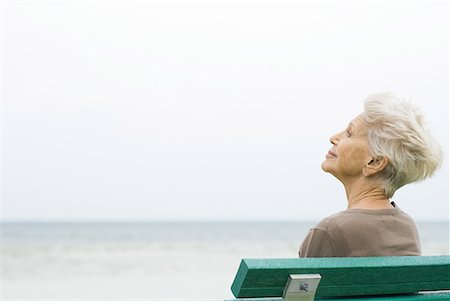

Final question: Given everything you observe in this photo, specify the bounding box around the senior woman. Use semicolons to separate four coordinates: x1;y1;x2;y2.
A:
299;92;443;257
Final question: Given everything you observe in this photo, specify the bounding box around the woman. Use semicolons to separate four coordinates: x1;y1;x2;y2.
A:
299;92;443;257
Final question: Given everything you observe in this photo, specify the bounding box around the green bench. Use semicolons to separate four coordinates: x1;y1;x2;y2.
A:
228;256;450;300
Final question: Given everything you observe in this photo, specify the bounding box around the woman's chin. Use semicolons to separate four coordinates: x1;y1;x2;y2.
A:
321;161;331;172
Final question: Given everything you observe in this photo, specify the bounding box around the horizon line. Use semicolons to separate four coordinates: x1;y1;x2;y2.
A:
1;219;449;224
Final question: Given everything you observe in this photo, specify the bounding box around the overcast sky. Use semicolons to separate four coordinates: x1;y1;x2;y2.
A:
2;0;448;222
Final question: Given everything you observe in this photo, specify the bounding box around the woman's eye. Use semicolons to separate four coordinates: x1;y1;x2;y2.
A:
346;130;351;137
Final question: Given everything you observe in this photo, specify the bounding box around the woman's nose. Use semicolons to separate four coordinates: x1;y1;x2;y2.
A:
330;133;339;145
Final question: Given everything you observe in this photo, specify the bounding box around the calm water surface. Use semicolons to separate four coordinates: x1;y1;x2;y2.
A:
2;222;449;300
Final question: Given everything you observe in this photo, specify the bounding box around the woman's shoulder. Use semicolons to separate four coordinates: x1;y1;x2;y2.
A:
315;206;405;231
312;211;349;231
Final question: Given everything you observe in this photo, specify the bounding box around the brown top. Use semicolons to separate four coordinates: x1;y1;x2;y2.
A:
298;203;421;257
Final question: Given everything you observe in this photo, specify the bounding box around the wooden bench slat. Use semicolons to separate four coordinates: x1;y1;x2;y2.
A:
231;256;450;298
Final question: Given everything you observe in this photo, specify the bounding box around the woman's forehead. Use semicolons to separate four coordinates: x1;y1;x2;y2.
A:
349;114;369;134
349;114;363;128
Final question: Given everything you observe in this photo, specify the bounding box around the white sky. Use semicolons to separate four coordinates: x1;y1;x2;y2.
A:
1;0;449;221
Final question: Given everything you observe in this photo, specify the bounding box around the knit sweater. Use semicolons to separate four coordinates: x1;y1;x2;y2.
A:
299;203;421;257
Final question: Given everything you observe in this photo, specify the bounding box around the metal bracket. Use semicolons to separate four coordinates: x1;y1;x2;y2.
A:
282;274;322;301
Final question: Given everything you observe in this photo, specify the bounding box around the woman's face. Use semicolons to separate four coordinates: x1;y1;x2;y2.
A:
321;114;372;182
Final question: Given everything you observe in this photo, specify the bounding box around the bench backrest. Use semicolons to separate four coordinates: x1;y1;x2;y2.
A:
231;256;450;298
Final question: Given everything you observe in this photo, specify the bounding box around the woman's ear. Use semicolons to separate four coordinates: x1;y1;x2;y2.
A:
362;156;388;177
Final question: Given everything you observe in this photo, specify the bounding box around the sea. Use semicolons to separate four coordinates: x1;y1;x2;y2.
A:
2;221;449;300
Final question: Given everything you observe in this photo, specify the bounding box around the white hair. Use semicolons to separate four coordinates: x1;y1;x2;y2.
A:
362;92;443;198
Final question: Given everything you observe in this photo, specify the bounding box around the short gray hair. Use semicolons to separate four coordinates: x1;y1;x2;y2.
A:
362;92;443;198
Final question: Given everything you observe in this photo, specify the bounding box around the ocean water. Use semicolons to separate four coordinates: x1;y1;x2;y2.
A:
2;222;449;300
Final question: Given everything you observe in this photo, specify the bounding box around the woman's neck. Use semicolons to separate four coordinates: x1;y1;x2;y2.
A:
344;180;393;210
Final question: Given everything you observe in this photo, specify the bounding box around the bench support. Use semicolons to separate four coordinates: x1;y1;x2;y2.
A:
282;274;322;301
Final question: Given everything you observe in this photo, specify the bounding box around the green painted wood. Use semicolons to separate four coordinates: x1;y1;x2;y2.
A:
231;256;450;298
226;290;450;300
